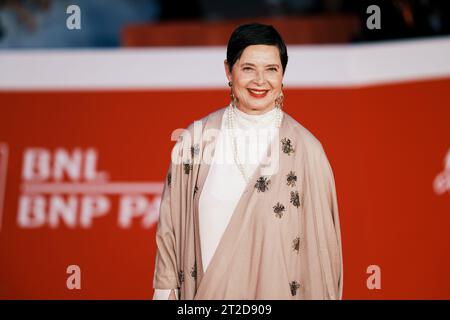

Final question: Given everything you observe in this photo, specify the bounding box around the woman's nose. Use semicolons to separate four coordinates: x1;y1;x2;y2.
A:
254;71;266;85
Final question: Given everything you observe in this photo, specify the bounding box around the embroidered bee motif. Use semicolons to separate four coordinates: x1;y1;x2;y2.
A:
292;237;301;254
255;176;270;193
190;143;200;158
190;262;197;279
183;160;193;174
281;138;294;155
289;281;301;296
273;202;286;218
167;172;172;187
290;190;300;208
286;171;297;187
178;270;184;284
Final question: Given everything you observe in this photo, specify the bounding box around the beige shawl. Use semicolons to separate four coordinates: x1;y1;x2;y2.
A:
153;107;343;300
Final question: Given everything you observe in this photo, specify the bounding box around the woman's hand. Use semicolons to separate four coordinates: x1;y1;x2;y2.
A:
168;289;177;300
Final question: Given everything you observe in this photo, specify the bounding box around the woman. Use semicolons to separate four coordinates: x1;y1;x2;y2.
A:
153;23;343;300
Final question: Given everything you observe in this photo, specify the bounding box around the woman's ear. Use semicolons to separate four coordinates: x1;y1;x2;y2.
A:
224;59;232;82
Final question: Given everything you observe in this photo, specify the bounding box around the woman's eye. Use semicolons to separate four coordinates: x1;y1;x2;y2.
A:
243;67;252;71
268;68;278;71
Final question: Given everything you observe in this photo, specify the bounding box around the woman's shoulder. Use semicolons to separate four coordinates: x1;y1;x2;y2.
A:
184;106;227;132
199;106;227;125
282;111;325;154
174;106;226;145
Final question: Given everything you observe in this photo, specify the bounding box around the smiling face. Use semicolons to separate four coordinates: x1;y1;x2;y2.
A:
225;44;284;115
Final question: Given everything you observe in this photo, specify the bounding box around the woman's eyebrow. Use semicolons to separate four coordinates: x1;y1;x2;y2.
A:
241;62;280;67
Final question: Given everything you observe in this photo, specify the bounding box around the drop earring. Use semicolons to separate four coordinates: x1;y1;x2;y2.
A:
275;92;284;109
229;81;238;108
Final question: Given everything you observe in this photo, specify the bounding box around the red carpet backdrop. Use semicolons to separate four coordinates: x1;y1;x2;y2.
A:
0;38;449;299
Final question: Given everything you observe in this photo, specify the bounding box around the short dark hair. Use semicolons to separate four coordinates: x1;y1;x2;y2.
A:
226;23;288;74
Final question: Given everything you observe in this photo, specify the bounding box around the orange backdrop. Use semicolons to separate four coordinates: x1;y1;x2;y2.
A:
0;77;449;299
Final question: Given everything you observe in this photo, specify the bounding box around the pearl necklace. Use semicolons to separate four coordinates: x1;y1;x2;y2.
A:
227;104;283;183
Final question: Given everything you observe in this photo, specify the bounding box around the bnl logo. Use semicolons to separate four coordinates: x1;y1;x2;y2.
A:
0;144;162;231
0;143;9;231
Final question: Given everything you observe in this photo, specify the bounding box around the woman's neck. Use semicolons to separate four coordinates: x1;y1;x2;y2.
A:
235;104;276;115
233;105;278;127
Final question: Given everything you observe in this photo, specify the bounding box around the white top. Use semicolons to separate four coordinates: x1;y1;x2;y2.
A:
153;106;281;300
